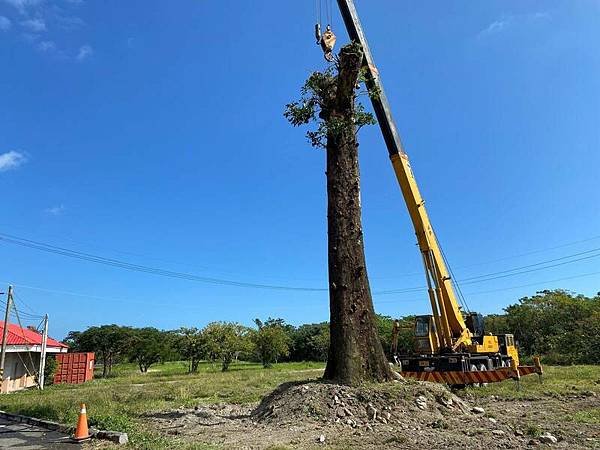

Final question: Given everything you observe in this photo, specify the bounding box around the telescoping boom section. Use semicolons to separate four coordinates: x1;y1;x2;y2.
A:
332;0;542;385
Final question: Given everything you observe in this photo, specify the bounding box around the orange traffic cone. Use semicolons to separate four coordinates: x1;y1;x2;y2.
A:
73;403;90;441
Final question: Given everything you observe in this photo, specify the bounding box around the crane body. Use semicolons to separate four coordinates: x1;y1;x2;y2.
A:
328;0;542;385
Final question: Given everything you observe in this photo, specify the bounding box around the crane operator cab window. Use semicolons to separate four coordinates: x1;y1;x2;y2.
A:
413;316;437;354
415;317;430;337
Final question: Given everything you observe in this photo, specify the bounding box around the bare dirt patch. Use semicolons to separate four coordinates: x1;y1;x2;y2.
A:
147;380;600;449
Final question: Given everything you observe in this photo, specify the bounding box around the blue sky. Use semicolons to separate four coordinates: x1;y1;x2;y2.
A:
0;0;599;340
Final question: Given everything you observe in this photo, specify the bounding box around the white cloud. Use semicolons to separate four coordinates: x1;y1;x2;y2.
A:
480;20;509;36
0;15;11;31
44;204;65;216
479;12;550;38
0;150;27;172
3;0;43;15
76;43;92;61
21;17;46;31
37;39;55;51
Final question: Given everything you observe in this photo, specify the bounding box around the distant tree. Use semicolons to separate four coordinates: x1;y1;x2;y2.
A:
63;331;81;350
289;323;330;362
177;327;204;373
484;314;510;335
71;325;132;377
376;315;414;358
160;330;184;362
202;322;253;371
376;315;395;358
128;328;167;373
252;318;291;368
504;289;600;364
578;310;600;364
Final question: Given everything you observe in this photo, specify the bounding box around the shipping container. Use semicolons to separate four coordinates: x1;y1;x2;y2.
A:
53;352;95;385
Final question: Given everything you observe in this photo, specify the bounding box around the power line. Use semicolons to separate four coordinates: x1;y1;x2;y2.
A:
371;233;600;280
1;282;156;307
374;270;600;305
7;266;599;313
1;230;598;296
4;226;600;282
12;292;42;317
0;298;43;320
374;250;600;295
458;247;600;282
0;233;327;293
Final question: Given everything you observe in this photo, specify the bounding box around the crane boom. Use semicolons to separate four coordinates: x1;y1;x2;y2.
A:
335;0;470;351
321;0;542;386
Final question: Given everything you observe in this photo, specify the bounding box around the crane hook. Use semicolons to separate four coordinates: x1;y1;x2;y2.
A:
320;24;336;62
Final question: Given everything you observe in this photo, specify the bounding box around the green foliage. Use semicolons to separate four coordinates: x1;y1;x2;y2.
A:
483;314;510;335
376;315;414;357
252;318;291;368
66;324;133;377
503;290;600;364
201;322;253;371
525;424;542;438
43;355;57;386
284;50;377;148
289;322;330;362
128;327;168;373
177;327;205;372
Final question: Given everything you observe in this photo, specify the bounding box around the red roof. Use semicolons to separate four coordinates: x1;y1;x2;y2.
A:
0;321;68;348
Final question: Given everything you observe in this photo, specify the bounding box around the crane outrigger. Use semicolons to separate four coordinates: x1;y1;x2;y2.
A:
316;0;542;385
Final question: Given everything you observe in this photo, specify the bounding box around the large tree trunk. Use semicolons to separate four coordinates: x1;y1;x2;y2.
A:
323;45;392;385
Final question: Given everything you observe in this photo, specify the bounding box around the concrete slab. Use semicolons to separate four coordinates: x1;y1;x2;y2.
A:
0;417;81;449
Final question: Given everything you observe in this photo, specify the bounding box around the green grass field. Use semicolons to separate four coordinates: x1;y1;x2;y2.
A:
464;364;600;400
0;361;598;449
0;361;324;448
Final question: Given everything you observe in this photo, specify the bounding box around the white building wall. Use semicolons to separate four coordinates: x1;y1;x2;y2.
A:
4;352;40;379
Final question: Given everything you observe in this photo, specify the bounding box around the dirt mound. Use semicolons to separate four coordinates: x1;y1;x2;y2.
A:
251;379;469;429
146;379;598;449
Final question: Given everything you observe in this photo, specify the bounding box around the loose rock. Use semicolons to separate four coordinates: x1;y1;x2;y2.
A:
416;395;427;410
539;433;558;444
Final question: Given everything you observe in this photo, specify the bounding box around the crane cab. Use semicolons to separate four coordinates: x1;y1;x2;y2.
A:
413;315;440;354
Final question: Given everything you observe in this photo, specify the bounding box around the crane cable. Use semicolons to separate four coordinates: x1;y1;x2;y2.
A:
315;0;333;29
314;0;336;60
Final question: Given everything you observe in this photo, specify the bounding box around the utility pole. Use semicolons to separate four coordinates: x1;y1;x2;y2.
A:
0;285;13;381
38;314;49;389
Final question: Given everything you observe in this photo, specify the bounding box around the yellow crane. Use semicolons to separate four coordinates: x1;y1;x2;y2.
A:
319;0;542;385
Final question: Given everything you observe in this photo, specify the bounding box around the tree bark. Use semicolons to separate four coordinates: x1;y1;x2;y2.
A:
323;45;392;385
